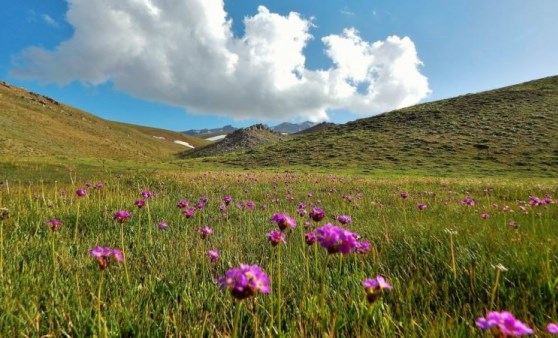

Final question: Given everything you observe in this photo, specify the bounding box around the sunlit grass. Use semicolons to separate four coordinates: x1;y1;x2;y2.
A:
0;171;557;336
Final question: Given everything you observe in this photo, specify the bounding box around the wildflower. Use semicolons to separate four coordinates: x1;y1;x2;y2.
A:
297;208;307;216
222;196;233;205
217;264;271;300
176;199;189;208
94;182;106;190
47;219;63;231
245;201;256;210
355;241;371;253
182;208;195;218
334;215;352;225
134;199;145;208
309;207;325;222
529;196;541;206
417;203;427;210
220;204;227;213
207;250;220;263
400;192;409;199
158;221;169;230
305;232;317;245
195;201;206;210
461;196;475;206
507;221;519;229
113;210;131;223
199;195;209;203
481;212;490;219
141;191;155;199
76;189;87;197
547;323;558;334
266;230;286;246
476;311;533;336
271;213;297;231
198;226;214;239
298;202;306;209
89;246;124;270
363;275;392;303
314;223;359;255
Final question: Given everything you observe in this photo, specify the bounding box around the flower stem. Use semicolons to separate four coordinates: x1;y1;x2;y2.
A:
73;201;80;242
232;300;243;338
97;272;105;338
450;234;456;279
120;223;130;286
277;244;282;333
490;269;501;308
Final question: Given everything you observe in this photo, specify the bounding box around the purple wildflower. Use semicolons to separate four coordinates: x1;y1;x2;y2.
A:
245;201;256;210
314;223;360;255
461;196;475;206
507;221;519;229
207;250;220;263
400;191;409;199
305;232;317;245
176;199;189;208
94;182;106;190
356;241;371;254
476;311;533;336
266;230;286;246
297;208;307;216
334;215;352;225
195;201;206;210
113;210;131;223
89;246;124;270
481;212;490;219
309;207;325;222
134;199;145;208
220;204;227;213
363;275;392;303
298;202;307;209
46;219;63;231
271;213;297;231
198;226;214;239
158;221;169;230
141;191;155;199
199;195;209;203
182;208;195;218
417;203;427;210
222;196;233;205
547;323;558;334
217;264;271;300
76;189;87;197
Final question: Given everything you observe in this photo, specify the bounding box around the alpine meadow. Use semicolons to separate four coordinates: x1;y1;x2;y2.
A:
1;1;558;337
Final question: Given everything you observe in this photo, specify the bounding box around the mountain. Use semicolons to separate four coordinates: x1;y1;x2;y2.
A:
209;76;558;175
293;122;336;135
272;121;316;133
183;124;283;158
183;121;316;139
182;125;237;138
0;81;210;160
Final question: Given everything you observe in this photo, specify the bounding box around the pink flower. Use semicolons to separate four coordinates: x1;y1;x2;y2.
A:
76;189;87;197
400;192;409;199
158;221;169;230
134;199;145;208
113;210;131;223
481;212;490;219
363;275;392;303
198;226;214;239
476;311;533;336
547;323;558;334
417;203;427;210
207;250;220;263
89;246;124;270
266;230;286;246
46;219;63;231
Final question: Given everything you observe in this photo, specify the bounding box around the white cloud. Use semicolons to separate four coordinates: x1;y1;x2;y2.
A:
12;0;430;122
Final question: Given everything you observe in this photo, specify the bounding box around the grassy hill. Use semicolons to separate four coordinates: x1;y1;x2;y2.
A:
0;81;209;161
211;75;558;176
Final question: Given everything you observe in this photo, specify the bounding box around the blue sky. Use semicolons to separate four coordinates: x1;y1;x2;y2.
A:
1;0;557;131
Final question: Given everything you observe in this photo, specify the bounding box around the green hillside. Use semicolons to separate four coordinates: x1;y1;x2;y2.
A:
212;75;558;176
0;81;209;161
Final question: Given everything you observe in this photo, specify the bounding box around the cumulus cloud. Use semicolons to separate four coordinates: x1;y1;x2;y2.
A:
12;0;430;122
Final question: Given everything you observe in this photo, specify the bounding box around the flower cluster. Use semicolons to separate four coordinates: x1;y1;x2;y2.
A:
89;246;124;270
113;210;132;223
311;223;366;255
363;275;392;303
266;230;286;246
271;213;296;231
309;207;325;222
217;264;271;300
476;311;533;336
46;219;63;231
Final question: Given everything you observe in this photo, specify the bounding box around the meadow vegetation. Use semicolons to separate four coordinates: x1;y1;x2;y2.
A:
0;168;556;336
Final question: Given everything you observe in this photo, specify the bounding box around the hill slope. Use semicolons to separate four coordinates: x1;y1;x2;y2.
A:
213;76;558;175
0;81;209;160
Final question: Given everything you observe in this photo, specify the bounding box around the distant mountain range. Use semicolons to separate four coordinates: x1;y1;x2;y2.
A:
182;121;316;138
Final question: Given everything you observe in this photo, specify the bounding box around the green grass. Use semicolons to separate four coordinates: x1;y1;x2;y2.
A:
0;168;556;337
